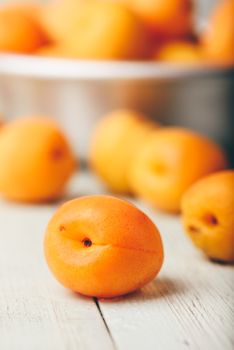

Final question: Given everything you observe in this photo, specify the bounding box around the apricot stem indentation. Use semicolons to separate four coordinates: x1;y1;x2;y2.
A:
51;148;64;161
187;225;200;234
202;213;218;226
82;238;93;248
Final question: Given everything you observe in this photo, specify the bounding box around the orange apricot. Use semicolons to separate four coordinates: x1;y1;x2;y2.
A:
181;170;234;262
156;41;201;64
63;1;152;60
0;4;49;53
129;128;228;213
124;0;193;40
5;2;43;21
0;117;76;203
201;0;234;65
89;110;158;193
41;0;86;42
36;44;74;58
44;195;164;297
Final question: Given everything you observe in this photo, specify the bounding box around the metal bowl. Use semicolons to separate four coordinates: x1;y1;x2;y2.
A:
0;54;233;159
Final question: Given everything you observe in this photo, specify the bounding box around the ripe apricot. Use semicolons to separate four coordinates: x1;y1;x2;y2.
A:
181;170;234;262
41;0;85;42
201;0;234;65
36;44;74;58
64;1;152;60
0;117;76;203
44;195;164;297
0;4;49;53
89;110;158;193
5;2;43;21
124;0;193;40
156;41;201;64
129;128;228;213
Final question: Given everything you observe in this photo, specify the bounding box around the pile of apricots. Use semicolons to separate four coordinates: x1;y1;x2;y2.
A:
0;112;233;298
0;0;233;65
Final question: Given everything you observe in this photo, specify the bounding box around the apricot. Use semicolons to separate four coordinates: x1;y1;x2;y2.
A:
201;0;234;65
129;128;228;213
36;44;74;58
44;195;164;297
89;110;158;193
156;41;201;64
5;2;43;21
0;117;76;203
124;0;193;40
181;170;234;262
64;1;152;60
41;0;85;42
0;4;49;53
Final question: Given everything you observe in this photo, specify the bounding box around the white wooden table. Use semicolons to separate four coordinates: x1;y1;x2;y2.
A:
0;171;233;350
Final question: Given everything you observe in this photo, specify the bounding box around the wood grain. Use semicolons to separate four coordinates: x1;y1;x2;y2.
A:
0;200;114;350
0;172;233;350
99;203;234;350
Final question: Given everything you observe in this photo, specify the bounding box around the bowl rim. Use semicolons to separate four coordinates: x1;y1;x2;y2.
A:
0;53;233;81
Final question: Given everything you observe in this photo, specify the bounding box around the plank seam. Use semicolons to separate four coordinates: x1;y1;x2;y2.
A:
94;298;118;350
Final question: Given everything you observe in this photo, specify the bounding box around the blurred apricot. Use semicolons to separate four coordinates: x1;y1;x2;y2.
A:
44;195;164;297
5;2;43;21
182;170;234;262
0;117;75;203
89;110;158;193
129;128;228;213
156;41;201;64
41;0;86;42
201;0;234;65
64;1;152;60
124;0;193;40
0;4;49;53
36;44;74;58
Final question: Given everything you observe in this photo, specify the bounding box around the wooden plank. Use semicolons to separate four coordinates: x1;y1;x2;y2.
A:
0;201;114;350
98;203;234;350
0;172;233;350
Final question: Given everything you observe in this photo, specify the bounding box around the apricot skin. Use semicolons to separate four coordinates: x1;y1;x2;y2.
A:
201;0;234;65
44;195;164;298
124;0;193;40
0;117;76;203
63;1;152;60
0;5;48;53
36;44;73;58
156;41;201;63
89;110;157;193
41;0;85;42
181;170;234;262
129;128;228;213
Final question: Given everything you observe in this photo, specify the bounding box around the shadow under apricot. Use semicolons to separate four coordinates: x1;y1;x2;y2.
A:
99;276;188;303
208;257;234;266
